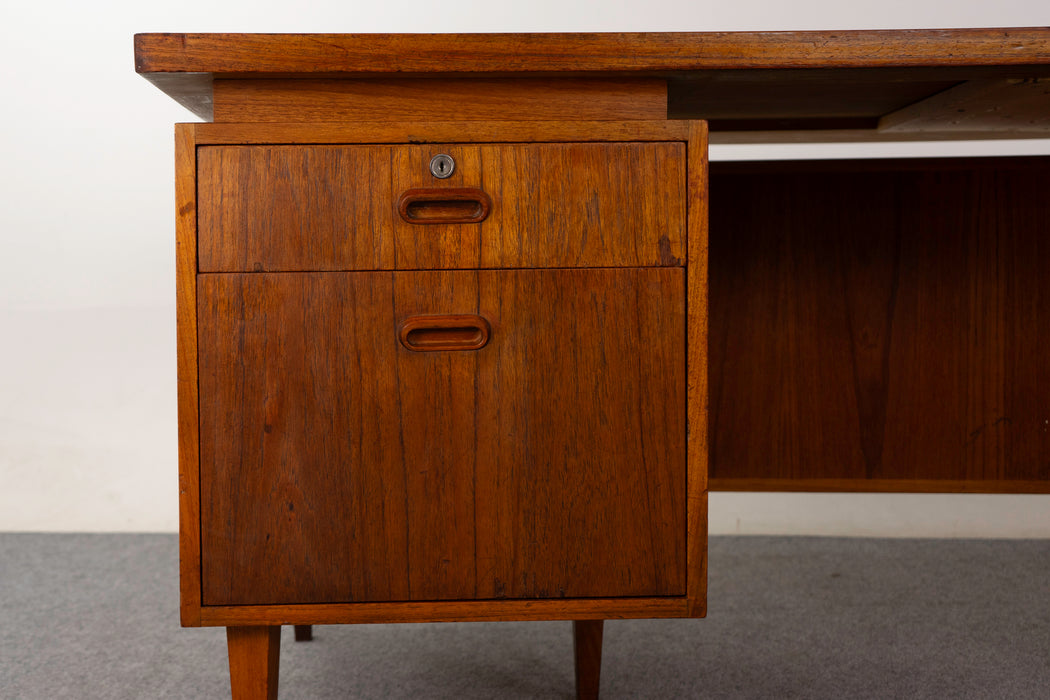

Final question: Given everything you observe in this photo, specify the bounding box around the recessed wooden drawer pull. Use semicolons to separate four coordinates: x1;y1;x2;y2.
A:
398;314;491;351
397;188;492;224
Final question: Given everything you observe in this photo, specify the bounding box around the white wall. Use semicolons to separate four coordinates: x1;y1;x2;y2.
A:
2;0;1049;533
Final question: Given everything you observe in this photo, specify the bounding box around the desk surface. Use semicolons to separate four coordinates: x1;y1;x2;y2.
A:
135;29;1050;140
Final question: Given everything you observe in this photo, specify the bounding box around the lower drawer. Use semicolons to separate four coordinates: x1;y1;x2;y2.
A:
197;268;686;605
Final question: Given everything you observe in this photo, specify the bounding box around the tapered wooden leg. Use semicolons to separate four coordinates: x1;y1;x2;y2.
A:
227;626;281;700
573;620;604;700
293;625;313;642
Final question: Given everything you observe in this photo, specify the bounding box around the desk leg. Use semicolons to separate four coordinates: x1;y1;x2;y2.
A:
573;620;604;700
293;625;313;642
227;626;280;700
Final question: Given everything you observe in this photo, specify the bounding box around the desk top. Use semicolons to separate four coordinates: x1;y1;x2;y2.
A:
135;30;1050;141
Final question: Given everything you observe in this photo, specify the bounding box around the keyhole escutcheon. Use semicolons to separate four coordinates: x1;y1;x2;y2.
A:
429;154;455;179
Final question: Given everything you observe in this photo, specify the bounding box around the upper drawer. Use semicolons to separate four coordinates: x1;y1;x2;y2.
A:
197;142;685;271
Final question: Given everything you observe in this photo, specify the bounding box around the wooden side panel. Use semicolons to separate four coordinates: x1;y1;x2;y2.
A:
212;78;668;122
175;124;202;626
479;142;686;268
475;268;687;599
709;159;1050;489
197;146;394;272
685;121;708;617
197;273;410;605
392;271;481;600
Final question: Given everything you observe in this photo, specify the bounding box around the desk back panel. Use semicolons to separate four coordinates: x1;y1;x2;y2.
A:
709;157;1050;492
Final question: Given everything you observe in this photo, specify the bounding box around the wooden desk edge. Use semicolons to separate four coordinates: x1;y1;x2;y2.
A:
710;479;1050;494
135;29;1050;75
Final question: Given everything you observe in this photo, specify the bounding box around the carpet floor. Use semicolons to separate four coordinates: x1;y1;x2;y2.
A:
1;534;1047;699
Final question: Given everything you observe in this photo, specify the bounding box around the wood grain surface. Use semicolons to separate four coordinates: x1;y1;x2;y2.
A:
475;268;687;599
197;145;394;272
392;146;485;270
198;273;410;605
212;78;667;122
573;620;604;700
709;157;1050;488
685;121;709;615
197;142;685;271
198;268;688;605
136;30;1050;75
393;271;481;601
135;30;1050;125
188;120;692;146
199;596;689;626
477;143;685;269
668;67;964;125
226;626;280;700
174;124;201;626
180;120;705;628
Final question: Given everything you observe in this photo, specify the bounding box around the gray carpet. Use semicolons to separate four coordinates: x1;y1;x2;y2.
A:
1;535;1047;699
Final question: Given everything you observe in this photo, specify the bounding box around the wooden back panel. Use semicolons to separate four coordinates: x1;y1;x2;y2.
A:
709;157;1050;492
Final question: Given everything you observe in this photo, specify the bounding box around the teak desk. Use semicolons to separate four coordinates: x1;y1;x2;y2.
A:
136;30;1050;699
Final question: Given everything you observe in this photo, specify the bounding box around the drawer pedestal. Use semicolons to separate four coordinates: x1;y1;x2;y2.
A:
175;122;708;699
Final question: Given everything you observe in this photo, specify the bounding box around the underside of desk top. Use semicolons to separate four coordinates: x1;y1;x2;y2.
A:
135;30;1050;141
